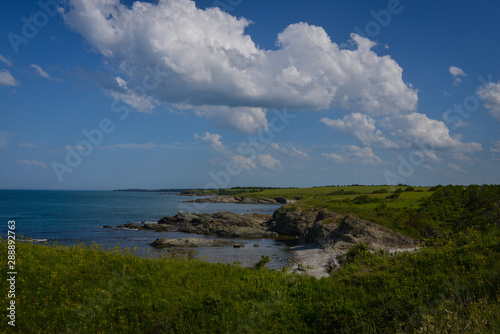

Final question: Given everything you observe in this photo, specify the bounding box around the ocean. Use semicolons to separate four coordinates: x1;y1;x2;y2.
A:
0;190;291;268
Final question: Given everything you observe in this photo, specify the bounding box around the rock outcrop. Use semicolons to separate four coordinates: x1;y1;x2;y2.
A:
269;206;343;238
150;237;243;248
157;211;278;238
183;196;295;205
268;205;418;251
114;203;418;254
111;222;174;232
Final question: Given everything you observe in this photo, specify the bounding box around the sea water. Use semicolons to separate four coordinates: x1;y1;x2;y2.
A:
0;190;292;268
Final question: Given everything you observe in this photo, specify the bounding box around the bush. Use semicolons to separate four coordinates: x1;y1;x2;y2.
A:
404;187;415;192
253;255;270;270
386;192;401;200
352;195;382;204
371;189;389;194
428;184;443;192
336;243;370;265
327;190;359;196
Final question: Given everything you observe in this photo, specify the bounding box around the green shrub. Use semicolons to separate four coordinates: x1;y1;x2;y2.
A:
253;255;271;270
371;189;389;194
352;195;382;204
386;192;401;200
336;242;371;265
428;184;443;191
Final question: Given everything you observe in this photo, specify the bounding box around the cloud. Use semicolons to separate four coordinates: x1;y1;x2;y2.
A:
18;142;40;149
380;112;482;155
477;81;500;122
230;155;256;170
194;132;230;154
256;154;282;171
30;64;63;82
195;131;283;172
102;142;185;150
191;106;268;134
323;145;384;166
321;111;481;163
321;113;398;149
115;76;127;89
269;143;310;159
490;141;500;153
15;160;48;168
0;131;14;148
448;163;466;173
0;54;13;67
63;0;418;132
0;70;20;87
109;89;159;113
449;66;467;85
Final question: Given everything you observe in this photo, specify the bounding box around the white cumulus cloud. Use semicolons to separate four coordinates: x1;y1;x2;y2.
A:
490;141;500;153
269;143;310;159
321;113;398;149
63;0;418;132
449;66;467;85
194;132;230;154
0;54;13;67
0;70;19;87
192;106;268;134
256;154;282;171
195;131;283;172
380;112;482;156
478;81;500;122
30;64;62;82
323;145;384;166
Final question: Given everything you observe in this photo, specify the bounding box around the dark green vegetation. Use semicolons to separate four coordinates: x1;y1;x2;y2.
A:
237;184;492;239
1;185;499;333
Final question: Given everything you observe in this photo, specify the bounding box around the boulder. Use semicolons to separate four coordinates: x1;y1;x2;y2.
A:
328;215;419;251
155;211;276;238
268;206;418;251
183;195;294;205
150;237;243;248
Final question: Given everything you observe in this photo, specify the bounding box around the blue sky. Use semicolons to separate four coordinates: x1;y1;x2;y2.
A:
1;0;499;190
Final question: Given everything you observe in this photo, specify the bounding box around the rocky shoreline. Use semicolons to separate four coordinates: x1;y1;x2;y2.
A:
149;237;245;248
158;211;278;238
182;195;297;205
108;197;419;277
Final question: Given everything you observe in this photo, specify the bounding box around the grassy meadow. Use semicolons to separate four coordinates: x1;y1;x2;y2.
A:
1;185;499;333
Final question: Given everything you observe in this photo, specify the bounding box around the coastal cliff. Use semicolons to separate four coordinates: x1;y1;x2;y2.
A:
140;204;418;256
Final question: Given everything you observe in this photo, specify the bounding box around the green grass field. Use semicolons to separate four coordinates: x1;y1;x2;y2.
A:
238;185;437;238
2;224;499;333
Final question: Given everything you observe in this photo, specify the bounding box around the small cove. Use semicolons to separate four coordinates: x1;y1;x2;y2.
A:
0;190;294;269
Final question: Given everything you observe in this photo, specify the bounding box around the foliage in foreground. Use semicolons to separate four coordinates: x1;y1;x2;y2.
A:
0;227;498;333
